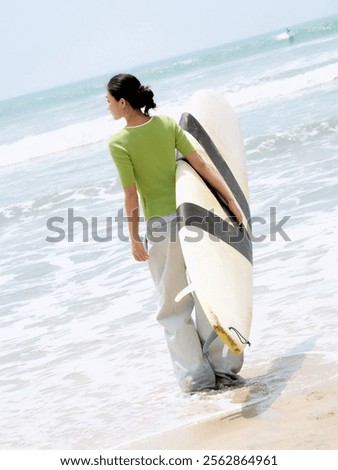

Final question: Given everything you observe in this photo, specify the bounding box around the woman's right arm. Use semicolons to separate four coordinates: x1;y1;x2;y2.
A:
185;151;243;225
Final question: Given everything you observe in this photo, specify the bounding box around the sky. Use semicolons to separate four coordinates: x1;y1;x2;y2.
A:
1;0;337;101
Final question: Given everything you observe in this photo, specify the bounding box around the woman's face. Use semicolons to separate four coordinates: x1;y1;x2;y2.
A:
106;91;124;120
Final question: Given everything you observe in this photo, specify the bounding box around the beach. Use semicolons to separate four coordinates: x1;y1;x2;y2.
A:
0;14;338;451
120;353;338;450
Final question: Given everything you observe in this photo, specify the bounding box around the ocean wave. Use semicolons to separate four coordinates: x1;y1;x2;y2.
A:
275;32;291;41
1;62;337;168
0;116;120;168
228;62;338;107
245;117;338;154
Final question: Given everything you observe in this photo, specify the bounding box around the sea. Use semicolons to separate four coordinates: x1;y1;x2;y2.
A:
1;14;338;449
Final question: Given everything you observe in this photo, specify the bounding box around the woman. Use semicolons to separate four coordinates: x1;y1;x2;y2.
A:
107;73;244;393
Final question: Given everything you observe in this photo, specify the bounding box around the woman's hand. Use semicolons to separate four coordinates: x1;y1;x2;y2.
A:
131;239;149;262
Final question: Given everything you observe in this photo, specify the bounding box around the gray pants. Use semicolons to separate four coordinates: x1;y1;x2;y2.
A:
146;212;243;393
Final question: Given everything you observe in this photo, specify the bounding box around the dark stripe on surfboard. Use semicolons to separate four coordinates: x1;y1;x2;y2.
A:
178;112;251;223
177;202;253;264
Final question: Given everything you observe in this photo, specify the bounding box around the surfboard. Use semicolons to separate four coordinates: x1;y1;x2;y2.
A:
175;89;253;355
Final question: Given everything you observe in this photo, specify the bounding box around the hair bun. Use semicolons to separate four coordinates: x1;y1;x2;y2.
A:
139;85;150;95
138;84;156;115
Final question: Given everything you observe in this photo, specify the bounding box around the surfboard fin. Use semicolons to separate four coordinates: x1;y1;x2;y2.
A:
175;284;194;302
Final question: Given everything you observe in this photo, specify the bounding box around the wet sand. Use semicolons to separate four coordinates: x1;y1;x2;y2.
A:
119;353;338;450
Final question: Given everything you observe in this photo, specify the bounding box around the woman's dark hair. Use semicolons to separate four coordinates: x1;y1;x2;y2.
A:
107;74;156;116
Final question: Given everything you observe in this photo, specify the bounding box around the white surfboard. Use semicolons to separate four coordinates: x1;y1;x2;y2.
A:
176;90;253;355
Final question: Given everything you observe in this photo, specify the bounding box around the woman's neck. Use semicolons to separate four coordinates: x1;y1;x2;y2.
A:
125;108;151;127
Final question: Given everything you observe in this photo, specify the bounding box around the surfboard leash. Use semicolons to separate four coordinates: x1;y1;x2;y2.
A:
229;327;251;347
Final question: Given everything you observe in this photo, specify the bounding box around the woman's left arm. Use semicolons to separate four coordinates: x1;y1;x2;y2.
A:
124;184;149;262
185;151;243;225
